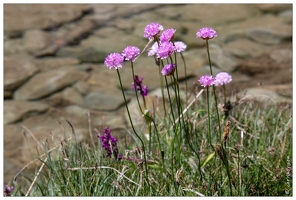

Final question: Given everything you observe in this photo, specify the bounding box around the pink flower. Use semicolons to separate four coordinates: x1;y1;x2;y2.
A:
156;41;174;59
104;52;124;69
143;22;164;40
161;64;176;76
122;46;140;62
214;72;232;86
160;28;176;42
196;27;217;40
148;42;159;56
198;74;215;87
174;41;187;52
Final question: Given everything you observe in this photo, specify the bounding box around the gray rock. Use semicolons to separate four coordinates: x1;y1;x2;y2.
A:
208;44;238;72
4;4;92;37
23;29;52;53
223;38;268;58
269;48;292;63
256;4;292;14
35;57;80;72
4;100;49;124
84;88;125;111
4;38;26;55
4;55;39;92
14;69;89;100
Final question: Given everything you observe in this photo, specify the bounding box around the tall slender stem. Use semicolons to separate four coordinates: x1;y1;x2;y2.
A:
116;69;150;190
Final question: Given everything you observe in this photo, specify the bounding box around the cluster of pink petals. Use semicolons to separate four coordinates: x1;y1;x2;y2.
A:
214;72;232;86
174;41;187;52
148;41;187;57
148;42;159;57
198;75;215;87
104;52;124;69
196;27;217;40
160;28;176;42
156;41;175;59
161;63;177;76
143;22;164;40
122;46;140;62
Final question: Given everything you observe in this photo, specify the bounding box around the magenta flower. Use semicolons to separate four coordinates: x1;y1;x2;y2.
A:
99;127;122;160
214;72;232;86
132;75;148;97
161;63;177;76
104;52;124;69
156;42;175;59
4;185;13;196
160;28;176;42
198;74;215;87
122;46;140;62
143;22;164;40
196;27;217;40
174;41;187;52
148;42;159;57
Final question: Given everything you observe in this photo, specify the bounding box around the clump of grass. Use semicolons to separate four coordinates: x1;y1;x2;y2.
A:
6;22;292;197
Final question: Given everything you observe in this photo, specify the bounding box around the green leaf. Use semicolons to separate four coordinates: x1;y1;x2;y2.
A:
201;152;215;168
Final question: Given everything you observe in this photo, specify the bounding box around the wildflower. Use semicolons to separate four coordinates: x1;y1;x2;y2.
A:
143;22;163;40
148;42;159;57
214;72;232;86
132;75;148;97
4;185;13;196
174;41;187;52
196;27;217;40
160;28;176;42
122;46;140;62
99;127;122;160
104;52;124;69
161;63;177;76
156;41;175;59
198;74;215;87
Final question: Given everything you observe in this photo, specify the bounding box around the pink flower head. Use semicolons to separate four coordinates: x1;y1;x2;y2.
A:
148;42;159;57
198;74;215;87
214;72;232;86
161;63;177;76
156;41;174;59
122;46;140;62
174;41;187;52
160;28;176;42
196;27;217;40
143;22;164;40
104;52;124;69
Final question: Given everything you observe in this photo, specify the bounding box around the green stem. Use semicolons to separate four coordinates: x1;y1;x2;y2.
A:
116;69;151;190
130;63;165;169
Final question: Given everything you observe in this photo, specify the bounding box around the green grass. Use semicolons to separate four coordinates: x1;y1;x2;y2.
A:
9;94;292;196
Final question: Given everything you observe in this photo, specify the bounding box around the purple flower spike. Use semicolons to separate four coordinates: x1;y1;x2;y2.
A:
156;42;175;59
99;127;122;160
174;41;187;52
161;64;177;76
143;22;164;40
122;46;140;62
196;27;217;40
104;52;124;69
132;75;148;97
148;42;159;57
160;28;176;42
4;185;13;196
214;72;232;86
198;74;215;87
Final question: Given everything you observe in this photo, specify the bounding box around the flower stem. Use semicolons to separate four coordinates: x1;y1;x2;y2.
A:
116;69;151;190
